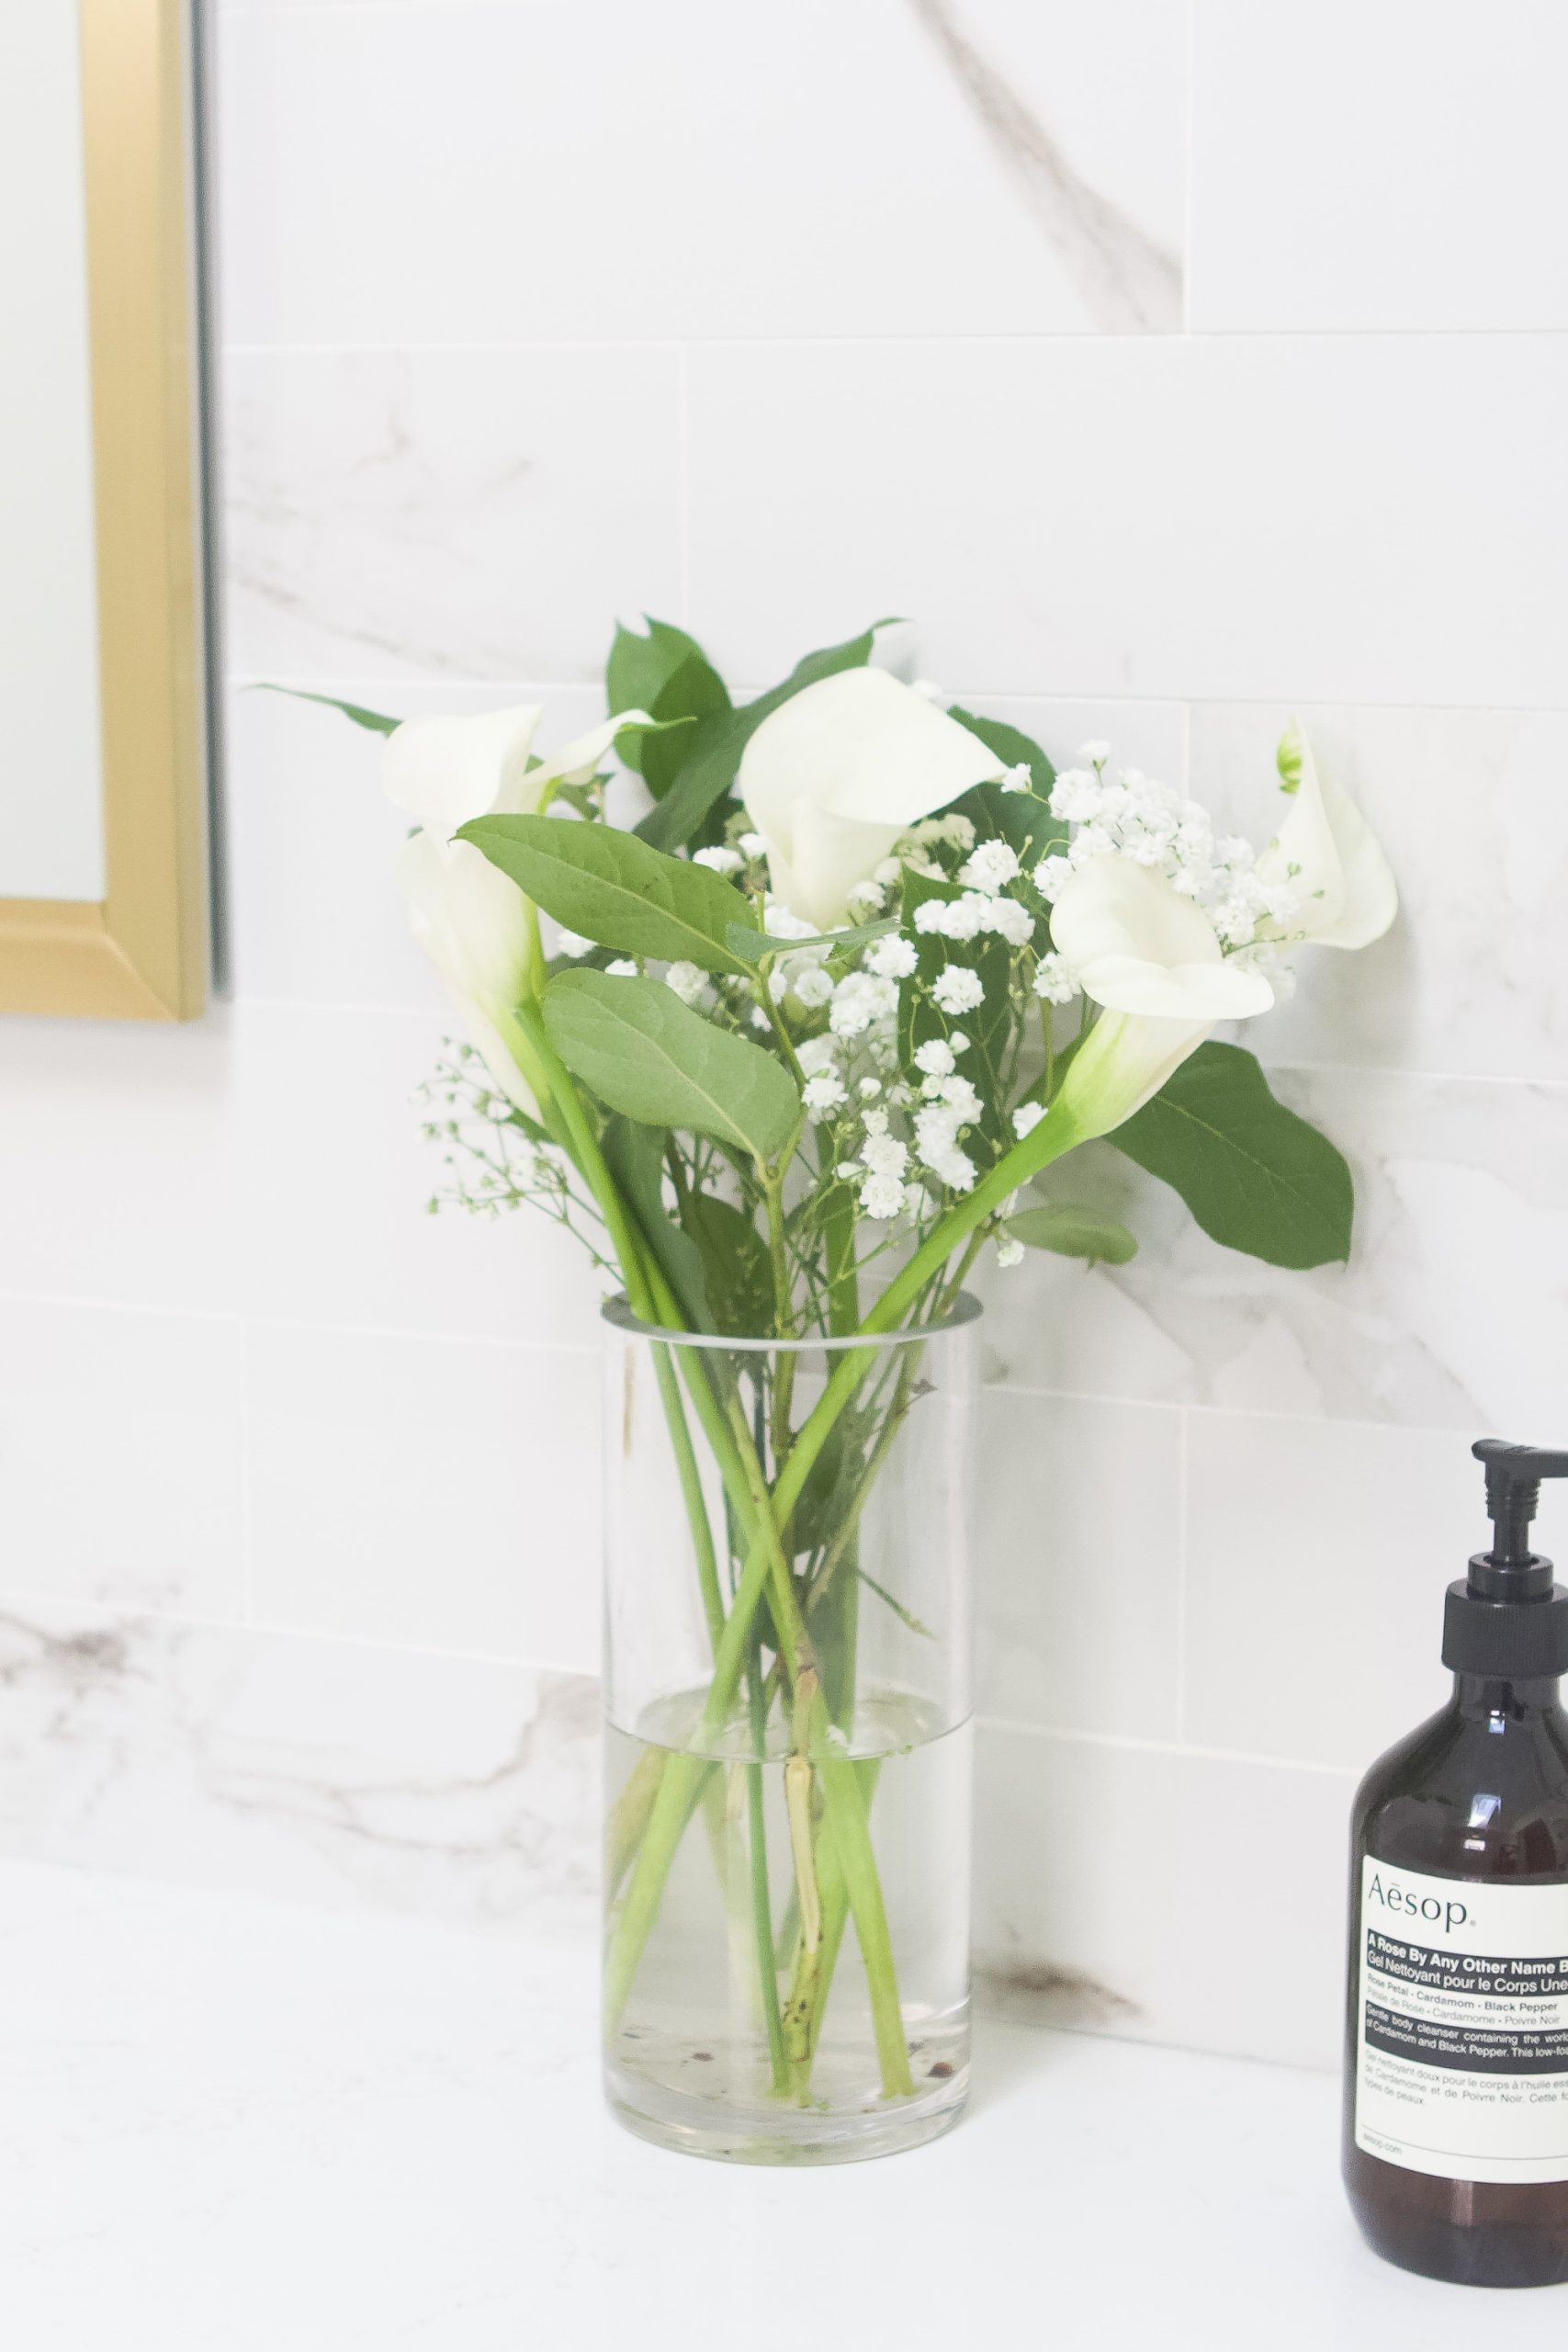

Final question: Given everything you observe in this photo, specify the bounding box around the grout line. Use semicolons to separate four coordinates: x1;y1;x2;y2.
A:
218;326;1568;351
675;342;692;626
222;671;1568;722
1174;1406;1190;1743
1180;0;1194;337
976;1711;1359;1781
0;1287;600;1360
238;1321;254;1627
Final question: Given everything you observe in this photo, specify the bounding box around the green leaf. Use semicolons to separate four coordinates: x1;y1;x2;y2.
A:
724;915;896;968
253;684;400;736
606;618;732;796
1111;1042;1353;1269
457;813;758;975
544;970;800;1162
636;622;895;855
678;1193;772;1337
600;1116;711;1329
1005;1204;1138;1266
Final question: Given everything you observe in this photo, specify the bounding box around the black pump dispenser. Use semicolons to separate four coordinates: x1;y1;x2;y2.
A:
1441;1439;1568;1680
1344;1433;1568;2289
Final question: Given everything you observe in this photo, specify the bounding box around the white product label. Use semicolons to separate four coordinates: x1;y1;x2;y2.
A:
1356;1858;1568;2184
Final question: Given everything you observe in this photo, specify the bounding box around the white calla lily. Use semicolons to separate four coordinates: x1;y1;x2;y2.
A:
1045;858;1274;1140
384;704;649;1114
1053;1009;1216;1137
1257;722;1397;950
1050;856;1276;1023
738;667;1006;929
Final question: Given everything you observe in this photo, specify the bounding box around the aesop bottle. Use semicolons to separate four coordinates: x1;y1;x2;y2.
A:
1345;1440;1568;2287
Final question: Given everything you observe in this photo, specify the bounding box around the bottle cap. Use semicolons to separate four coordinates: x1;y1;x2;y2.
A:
1442;1439;1568;1679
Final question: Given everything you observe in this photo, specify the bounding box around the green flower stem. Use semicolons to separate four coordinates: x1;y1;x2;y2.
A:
805;1759;879;2065
746;1648;790;2093
650;1341;725;1650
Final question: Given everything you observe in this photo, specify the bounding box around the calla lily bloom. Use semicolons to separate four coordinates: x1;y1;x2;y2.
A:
1045;858;1274;1138
1258;722;1397;951
738;667;1006;929
386;704;647;1114
1050;856;1276;1024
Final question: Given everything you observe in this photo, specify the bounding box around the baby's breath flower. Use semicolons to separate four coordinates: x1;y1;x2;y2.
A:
664;959;705;1003
737;831;767;859
1000;762;1032;794
795;1034;840;1076
859;1172;906;1220
857;1075;883;1099
873;857;903;887
979;895;1033;947
787;964;835;1010
803;1070;849;1114
861;1106;890;1137
994;1234;1026;1269
1032;954;1077;1004
846;878;887;915
835;1159;863;1180
958;841;1020;893
931;966;984;1016
829;971;898;1037
1079;740;1111;766
555;929;593;958
949;1030;970;1055
862;1133;908;1180
605;958;638;978
692;844;742;875
863;934;918;980
1034;853;1075;901
913;1037;955;1079
1012;1102;1047;1139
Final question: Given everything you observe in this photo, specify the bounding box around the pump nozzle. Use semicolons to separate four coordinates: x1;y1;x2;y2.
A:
1472;1439;1568;1570
1441;1439;1568;1680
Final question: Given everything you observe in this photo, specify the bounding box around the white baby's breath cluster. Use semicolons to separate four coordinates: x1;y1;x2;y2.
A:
1033;746;1300;984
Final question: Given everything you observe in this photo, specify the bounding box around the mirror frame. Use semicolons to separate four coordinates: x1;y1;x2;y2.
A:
0;0;207;1021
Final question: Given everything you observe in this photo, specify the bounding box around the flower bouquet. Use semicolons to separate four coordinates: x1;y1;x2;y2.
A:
307;619;1394;2162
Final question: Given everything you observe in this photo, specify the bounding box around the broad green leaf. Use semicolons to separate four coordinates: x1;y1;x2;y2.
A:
1112;1041;1353;1269
606;618;732;795
601;1116;711;1329
254;684;400;736
636;622;896;855
724;915;896;968
678;1193;773;1337
457;813;758;975
545;970;800;1162
1006;1204;1138;1265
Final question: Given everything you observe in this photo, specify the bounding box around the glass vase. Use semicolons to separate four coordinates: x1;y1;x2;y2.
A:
601;1295;978;2165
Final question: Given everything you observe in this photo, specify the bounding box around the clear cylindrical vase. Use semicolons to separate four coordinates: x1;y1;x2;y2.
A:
601;1295;978;2165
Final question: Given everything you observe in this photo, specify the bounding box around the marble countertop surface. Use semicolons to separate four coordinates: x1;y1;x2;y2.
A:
0;1856;1562;2351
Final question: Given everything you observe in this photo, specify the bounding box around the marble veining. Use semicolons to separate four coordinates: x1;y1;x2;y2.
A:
0;1607;599;1936
908;0;1182;333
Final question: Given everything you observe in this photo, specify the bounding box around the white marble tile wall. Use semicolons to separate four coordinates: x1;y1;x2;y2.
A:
0;0;1563;2071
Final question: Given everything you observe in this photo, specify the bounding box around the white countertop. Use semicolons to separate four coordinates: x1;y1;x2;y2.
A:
0;1857;1562;2351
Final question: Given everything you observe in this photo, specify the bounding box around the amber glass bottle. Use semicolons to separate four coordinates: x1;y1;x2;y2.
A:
1345;1441;1568;2288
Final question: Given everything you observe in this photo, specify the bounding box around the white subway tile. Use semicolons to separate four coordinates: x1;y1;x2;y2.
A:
976;1389;1182;1741
977;1068;1568;1434
976;1724;1353;2066
222;678;604;1008
0;1301;243;1619
0;1014;238;1313
221;345;682;682
0;1603;598;1934
219;0;1183;343
1190;1;1568;331
687;335;1568;710
1184;1414;1474;1773
244;1324;599;1669
231;1000;607;1347
1190;703;1568;1085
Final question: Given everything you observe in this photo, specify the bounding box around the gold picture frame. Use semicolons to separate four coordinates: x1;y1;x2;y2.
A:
0;0;207;1020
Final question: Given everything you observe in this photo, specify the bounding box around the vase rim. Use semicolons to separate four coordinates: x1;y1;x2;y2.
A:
600;1290;982;1355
